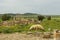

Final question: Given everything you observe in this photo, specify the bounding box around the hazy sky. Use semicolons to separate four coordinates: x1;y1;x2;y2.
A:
0;0;60;15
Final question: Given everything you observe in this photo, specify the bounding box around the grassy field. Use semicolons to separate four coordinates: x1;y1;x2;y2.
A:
0;16;60;33
41;18;60;31
0;14;60;40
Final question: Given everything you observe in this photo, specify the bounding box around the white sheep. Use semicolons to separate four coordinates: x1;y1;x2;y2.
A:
29;24;44;31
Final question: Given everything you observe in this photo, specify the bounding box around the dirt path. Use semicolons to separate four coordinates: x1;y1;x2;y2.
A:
0;33;53;40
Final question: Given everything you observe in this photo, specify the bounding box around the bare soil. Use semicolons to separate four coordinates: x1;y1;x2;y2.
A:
0;33;53;40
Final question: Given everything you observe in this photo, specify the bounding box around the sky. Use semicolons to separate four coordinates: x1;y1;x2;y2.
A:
0;0;60;15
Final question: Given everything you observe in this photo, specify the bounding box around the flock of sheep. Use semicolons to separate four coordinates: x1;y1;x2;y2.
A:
0;18;40;26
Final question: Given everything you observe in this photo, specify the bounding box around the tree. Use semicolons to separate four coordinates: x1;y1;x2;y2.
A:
47;16;51;20
38;15;45;21
2;14;11;21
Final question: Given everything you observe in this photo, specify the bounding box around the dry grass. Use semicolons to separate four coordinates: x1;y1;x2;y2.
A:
0;32;53;40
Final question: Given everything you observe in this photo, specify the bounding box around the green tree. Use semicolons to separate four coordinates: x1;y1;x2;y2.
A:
38;15;45;21
2;14;11;21
47;16;51;20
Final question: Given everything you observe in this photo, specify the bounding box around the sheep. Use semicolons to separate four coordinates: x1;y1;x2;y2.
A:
20;19;29;24
53;29;60;40
29;24;44;31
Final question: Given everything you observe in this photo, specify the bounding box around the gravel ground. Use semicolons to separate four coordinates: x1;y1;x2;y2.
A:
0;33;54;40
